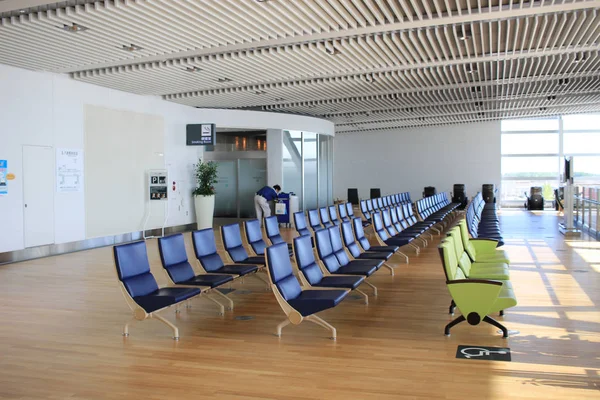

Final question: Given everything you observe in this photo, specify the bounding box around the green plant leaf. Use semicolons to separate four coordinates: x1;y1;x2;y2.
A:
193;159;219;196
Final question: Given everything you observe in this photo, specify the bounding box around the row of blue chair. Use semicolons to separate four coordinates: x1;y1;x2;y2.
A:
268;215;407;339
359;192;412;226
114;224;275;340
466;192;504;246
414;193;460;230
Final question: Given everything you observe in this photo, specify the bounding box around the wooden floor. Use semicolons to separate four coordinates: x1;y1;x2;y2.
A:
0;211;598;399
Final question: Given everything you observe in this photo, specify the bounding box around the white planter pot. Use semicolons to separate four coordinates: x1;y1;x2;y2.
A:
194;194;215;230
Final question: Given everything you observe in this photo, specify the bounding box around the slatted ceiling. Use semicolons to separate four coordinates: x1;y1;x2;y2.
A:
1;0;599;131
164;53;600;109
71;11;600;96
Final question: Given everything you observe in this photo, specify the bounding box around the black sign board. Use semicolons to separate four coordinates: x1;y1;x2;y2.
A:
456;345;511;362
186;123;216;146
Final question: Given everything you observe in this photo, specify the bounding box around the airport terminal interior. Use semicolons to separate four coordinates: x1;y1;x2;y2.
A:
0;0;599;399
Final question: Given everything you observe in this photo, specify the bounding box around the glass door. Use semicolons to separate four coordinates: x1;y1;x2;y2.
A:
238;159;267;218
213;160;238;217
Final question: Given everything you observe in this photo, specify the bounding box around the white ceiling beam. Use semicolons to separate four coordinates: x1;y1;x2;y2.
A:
54;0;600;73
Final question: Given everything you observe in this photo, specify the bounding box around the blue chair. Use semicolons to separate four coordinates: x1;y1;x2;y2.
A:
293;235;368;303
243;219;267;256
381;209;421;254
266;242;349;339
221;223;270;289
158;233;236;314
372;212;416;257
351;217;401;257
113;241;202;340
314;227;379;296
328;205;341;226
221;223;266;265
338;203;350;222
318;207;334;228
293;211;312;238
340;220;396;275
264;215;294;253
307;209;324;232
192;228;259;278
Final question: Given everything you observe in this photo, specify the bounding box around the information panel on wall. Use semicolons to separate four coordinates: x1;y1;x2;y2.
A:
148;170;168;201
186;123;216;146
56;148;84;193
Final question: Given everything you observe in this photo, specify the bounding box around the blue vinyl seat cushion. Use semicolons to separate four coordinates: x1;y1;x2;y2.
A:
287;289;348;316
336;263;377;276
315;275;365;290
134;287;202;314
180;272;234;288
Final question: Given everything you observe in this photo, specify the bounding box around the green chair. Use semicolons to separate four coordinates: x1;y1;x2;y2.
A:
457;219;510;264
438;240;517;338
447;228;510;280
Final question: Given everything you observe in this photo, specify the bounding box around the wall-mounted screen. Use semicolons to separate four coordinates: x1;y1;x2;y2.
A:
187;123;216;146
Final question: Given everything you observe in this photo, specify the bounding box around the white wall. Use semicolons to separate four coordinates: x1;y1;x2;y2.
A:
0;63;333;253
333;121;501;202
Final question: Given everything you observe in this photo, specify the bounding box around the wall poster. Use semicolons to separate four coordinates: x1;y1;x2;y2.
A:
0;160;7;196
57;148;84;192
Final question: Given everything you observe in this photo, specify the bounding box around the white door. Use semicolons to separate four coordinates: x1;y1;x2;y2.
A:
23;145;55;248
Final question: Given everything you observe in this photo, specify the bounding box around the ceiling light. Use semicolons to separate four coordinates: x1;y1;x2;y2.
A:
459;26;472;41
547;95;557;101
558;78;569;85
539;107;548;111
466;64;478;74
471;86;482;93
475;101;484;108
217;77;232;83
60;23;89;33
364;73;376;83
184;66;202;72
254;90;267;95
274;97;285;102
477;112;485;117
120;44;143;52
324;45;340;56
573;52;587;63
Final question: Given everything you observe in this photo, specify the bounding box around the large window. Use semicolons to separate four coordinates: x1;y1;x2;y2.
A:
501;114;600;207
283;130;333;210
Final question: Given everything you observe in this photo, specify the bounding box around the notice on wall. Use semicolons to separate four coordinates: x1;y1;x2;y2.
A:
0;160;7;196
57;148;84;193
148;170;168;201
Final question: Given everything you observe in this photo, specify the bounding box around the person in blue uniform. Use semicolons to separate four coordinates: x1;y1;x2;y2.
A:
254;184;281;221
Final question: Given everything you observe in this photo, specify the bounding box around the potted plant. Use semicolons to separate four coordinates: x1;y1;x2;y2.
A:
193;159;218;230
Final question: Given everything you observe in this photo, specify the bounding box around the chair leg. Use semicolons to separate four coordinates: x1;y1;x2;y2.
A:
363;281;378;297
355;289;369;305
276;318;291;337
382;262;395;276
394;251;409;264
483;315;509;338
152;313;180;340
254;271;271;291
204;294;225;315
122;316;136;337
409;243;420;255
449;300;456;315
307;315;337;340
212;289;235;311
444;315;466;336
